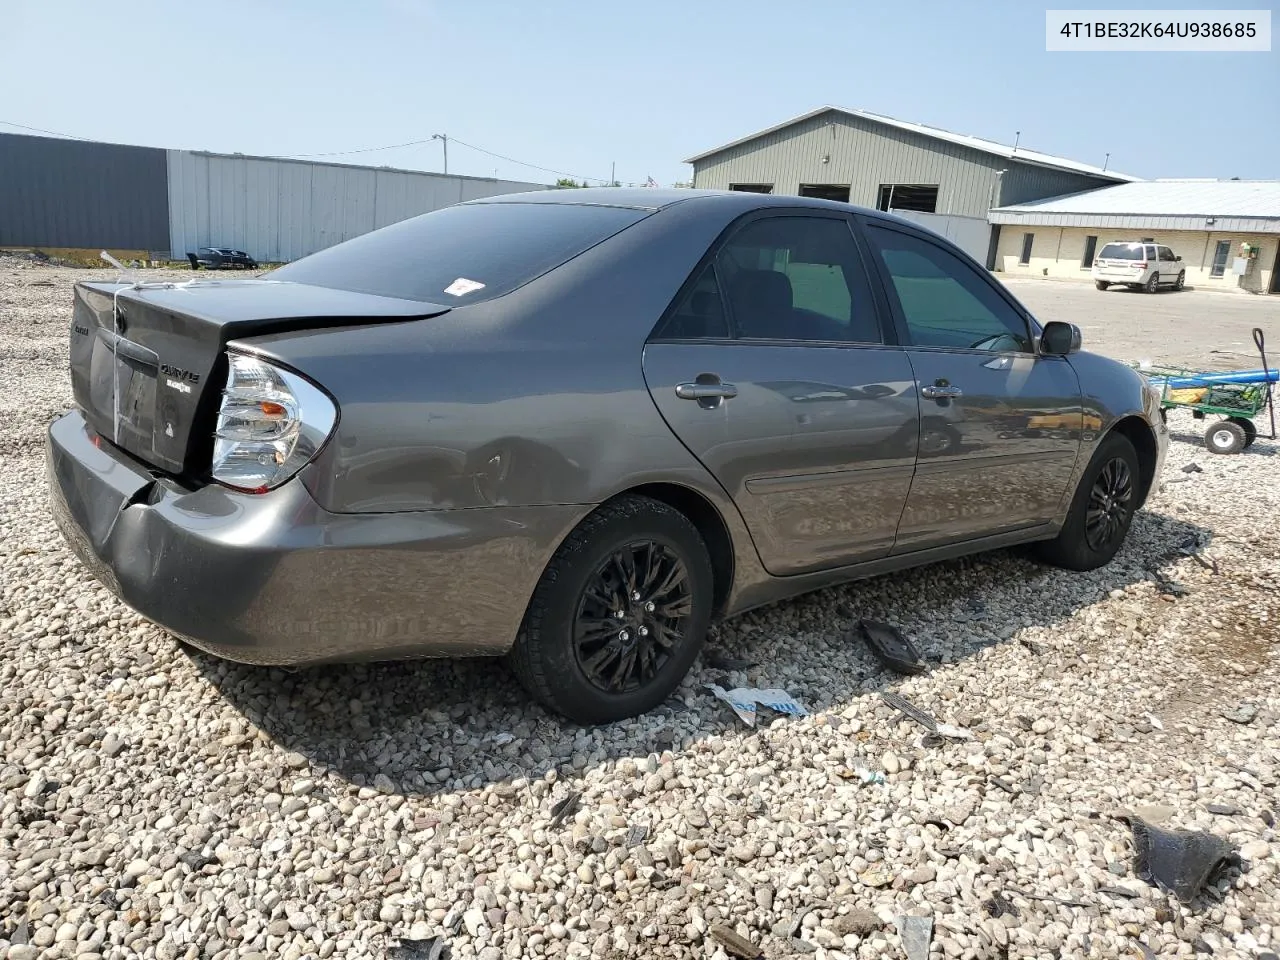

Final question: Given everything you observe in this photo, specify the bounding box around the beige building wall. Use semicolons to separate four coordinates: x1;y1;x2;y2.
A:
996;226;1278;294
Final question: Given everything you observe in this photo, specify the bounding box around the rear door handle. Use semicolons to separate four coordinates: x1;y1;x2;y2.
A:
675;382;738;401
920;384;962;400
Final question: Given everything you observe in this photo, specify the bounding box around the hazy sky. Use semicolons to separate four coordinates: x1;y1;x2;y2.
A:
5;0;1277;184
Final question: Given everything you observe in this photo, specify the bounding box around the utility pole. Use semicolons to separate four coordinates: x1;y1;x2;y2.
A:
432;134;448;175
611;161;615;187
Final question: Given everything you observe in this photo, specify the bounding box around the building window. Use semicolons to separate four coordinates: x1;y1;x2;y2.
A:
798;184;851;203
1019;233;1034;265
1081;235;1098;268
876;184;939;213
729;184;773;194
1210;240;1232;277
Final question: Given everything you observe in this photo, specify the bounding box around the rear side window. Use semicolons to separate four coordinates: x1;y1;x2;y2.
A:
266;202;648;304
1099;243;1143;260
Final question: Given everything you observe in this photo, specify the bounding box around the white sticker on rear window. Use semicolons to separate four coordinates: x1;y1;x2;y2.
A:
444;277;486;297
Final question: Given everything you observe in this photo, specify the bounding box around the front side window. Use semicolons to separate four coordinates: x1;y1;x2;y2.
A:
865;225;1032;353
713;216;882;344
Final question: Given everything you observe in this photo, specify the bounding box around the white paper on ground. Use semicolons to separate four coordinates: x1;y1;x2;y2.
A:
706;684;807;727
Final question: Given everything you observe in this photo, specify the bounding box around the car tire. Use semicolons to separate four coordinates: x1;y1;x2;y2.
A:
1095;280;1109;291
1174;271;1185;291
1034;432;1140;571
1206;420;1247;455
1145;273;1160;294
508;494;714;724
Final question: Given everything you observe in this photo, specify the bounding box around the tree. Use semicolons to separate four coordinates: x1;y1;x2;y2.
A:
555;177;581;188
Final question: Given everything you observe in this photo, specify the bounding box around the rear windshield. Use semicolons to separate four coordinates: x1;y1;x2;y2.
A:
265;201;648;304
1099;243;1145;260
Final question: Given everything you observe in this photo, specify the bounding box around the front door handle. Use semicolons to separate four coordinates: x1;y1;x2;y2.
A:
675;381;738;401
920;383;962;400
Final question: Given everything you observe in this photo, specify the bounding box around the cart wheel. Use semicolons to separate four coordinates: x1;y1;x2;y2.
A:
1227;416;1258;448
1206;420;1247;455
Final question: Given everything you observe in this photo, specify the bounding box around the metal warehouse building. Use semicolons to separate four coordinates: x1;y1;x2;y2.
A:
685;106;1136;266
990;179;1280;295
0;132;549;263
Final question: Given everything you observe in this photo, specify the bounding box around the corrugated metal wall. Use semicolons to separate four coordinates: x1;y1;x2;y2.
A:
167;151;549;263
997;166;1111;207
690;110;1118;220
0;133;170;251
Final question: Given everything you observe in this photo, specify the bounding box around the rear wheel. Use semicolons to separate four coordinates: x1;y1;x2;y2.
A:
1095;280;1109;291
1035;432;1140;571
1145;273;1160;294
1206;420;1247;455
508;495;714;724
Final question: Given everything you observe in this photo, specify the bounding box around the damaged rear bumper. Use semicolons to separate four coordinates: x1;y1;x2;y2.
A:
46;410;582;666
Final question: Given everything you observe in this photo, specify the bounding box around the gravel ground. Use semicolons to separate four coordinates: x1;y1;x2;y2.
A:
2;258;1278;960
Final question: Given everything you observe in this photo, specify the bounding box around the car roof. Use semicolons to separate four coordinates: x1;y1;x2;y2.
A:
468;186;921;227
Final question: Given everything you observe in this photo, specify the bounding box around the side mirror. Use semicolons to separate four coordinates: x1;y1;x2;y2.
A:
1175;255;1182;261
1041;321;1082;356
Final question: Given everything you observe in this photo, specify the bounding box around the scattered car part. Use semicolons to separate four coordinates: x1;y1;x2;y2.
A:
1124;815;1236;903
548;791;582;829
709;925;762;960
856;619;926;674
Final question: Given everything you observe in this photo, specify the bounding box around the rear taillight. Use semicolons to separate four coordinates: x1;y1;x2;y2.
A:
1134;262;1147;269
211;353;337;493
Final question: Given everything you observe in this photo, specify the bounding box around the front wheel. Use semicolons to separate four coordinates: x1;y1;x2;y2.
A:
508;495;714;724
1095;280;1109;291
1145;273;1160;294
1035;433;1140;571
1174;271;1185;291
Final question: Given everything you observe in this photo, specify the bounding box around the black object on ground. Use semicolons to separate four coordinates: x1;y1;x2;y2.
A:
705;651;758;671
879;691;937;730
1005;887;1090;908
1098;885;1141;899
1207;803;1242;816
389;937;449;960
983;892;1019;918
1124;815;1237;903
858;620;926;674
1181;462;1203;474
709;924;763;959
548;791;582;829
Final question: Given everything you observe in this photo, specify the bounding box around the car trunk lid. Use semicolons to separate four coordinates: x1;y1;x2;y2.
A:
69;278;449;477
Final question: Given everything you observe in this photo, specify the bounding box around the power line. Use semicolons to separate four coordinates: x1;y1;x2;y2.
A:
0;119;94;141
284;137;437;158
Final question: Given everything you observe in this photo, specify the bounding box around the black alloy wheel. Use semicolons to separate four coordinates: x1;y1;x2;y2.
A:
573;540;692;694
1084;456;1135;552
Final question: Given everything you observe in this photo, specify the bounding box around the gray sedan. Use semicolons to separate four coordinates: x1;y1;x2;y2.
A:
47;188;1169;723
